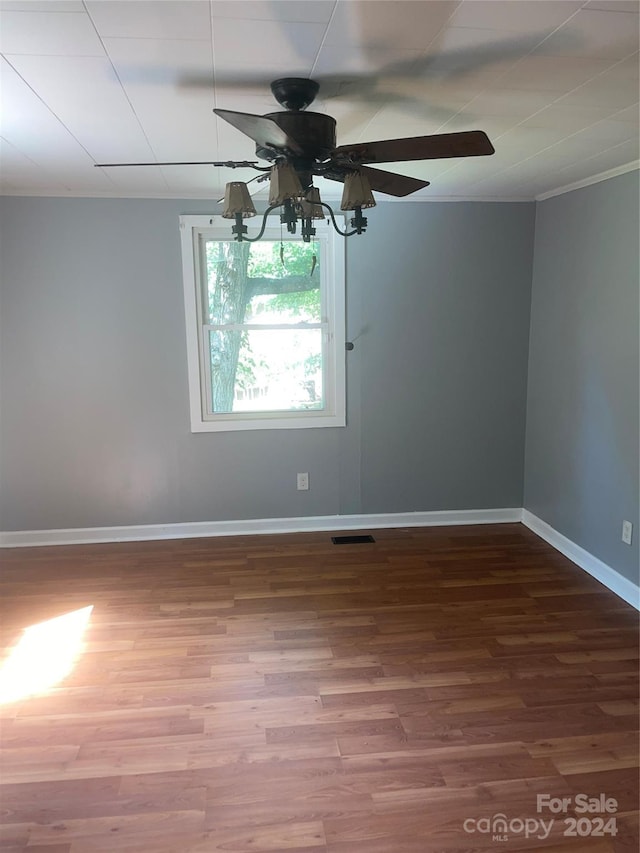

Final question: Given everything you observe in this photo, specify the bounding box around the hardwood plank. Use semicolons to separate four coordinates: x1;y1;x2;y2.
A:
0;524;637;852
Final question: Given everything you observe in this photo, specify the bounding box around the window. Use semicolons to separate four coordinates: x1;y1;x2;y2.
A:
180;215;346;432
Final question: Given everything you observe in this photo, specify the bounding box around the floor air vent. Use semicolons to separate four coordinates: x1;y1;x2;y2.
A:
331;535;376;545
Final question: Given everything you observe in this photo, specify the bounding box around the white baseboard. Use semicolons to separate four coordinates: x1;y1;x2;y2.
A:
0;507;522;548
2;508;637;611
522;510;639;610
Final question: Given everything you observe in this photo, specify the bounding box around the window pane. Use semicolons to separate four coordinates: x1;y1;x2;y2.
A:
205;240;321;326
208;328;324;413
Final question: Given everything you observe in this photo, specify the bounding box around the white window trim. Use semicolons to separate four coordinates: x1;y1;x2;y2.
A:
180;214;346;432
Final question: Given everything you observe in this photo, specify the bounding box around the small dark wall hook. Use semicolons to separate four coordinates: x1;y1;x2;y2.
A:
345;341;355;351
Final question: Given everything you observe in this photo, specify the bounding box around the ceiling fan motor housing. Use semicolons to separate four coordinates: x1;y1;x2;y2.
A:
270;77;320;111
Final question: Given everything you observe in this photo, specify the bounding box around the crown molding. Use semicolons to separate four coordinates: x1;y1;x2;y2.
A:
535;160;639;201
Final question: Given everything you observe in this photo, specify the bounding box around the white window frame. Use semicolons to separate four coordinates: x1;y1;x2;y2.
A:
180;214;346;432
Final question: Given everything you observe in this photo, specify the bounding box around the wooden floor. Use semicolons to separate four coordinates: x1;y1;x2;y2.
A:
0;523;638;853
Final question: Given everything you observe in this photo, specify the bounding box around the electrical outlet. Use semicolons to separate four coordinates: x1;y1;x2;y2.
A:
622;520;633;545
297;472;309;491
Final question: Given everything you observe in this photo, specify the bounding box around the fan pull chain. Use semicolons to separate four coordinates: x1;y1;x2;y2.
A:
309;234;317;278
279;221;286;268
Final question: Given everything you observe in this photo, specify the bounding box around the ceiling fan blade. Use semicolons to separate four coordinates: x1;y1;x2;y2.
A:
325;165;429;198
333;130;494;165
94;160;260;168
214;109;303;154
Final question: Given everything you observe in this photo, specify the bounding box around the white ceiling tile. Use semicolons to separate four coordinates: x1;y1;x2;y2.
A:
421;155;501;184
448;2;582;33
212;18;326;76
530;142;639;196
360;108;456;141
0;0;637;199
499;55;616;92
85;1;211;40
609;103;640;123
95;165;170;194
537;8;639;60
159;164;255;196
0;136;67;190
104;37;218;161
562;116;638;148
584;1;639;12
0;58;105;171
462;88;558;118
506;133;618;173
494;125;574;153
557;52;639;106
211;1;336;24
0;9;104;56
561;137;639;173
103;35;214;90
518;103;620;131
312;43;423;78
322;1;457;53
0;2;84;11
439;114;520;138
5;55;155;162
316;70;492;135
424;25;540;75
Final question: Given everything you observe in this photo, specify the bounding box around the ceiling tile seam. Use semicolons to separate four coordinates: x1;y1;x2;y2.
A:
452;133;637;193
432;48;639;182
508;153;639;200
582;3;640;12
309;0;339;80
211;3;338;26
439;124;637;193
532;137;640;186
506;48;640;133
208;0;221;188
0;53;111;191
79;35;212;42
349;0;466;143
0;133;69;189
470;136;639;196
0;51;106;59
427;3;619;142
0;9;86;14
81;0;169;191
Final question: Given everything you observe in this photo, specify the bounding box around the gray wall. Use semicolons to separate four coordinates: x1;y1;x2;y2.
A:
0;197;534;530
524;171;640;584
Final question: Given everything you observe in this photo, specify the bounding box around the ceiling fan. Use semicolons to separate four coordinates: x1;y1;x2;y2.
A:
96;77;495;239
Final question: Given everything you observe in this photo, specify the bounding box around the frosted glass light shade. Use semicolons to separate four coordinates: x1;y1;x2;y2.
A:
222;182;257;218
340;171;376;210
269;162;304;205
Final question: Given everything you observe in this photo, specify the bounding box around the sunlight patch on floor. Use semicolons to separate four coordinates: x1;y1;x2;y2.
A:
0;605;93;704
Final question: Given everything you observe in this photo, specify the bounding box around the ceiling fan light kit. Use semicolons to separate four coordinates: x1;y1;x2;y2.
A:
299;188;326;221
340;172;377;211
222;182;257;219
267;162;304;206
97;77;496;243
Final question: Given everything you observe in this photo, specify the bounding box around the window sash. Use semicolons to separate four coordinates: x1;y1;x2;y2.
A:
202;326;328;416
180;214;346;432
